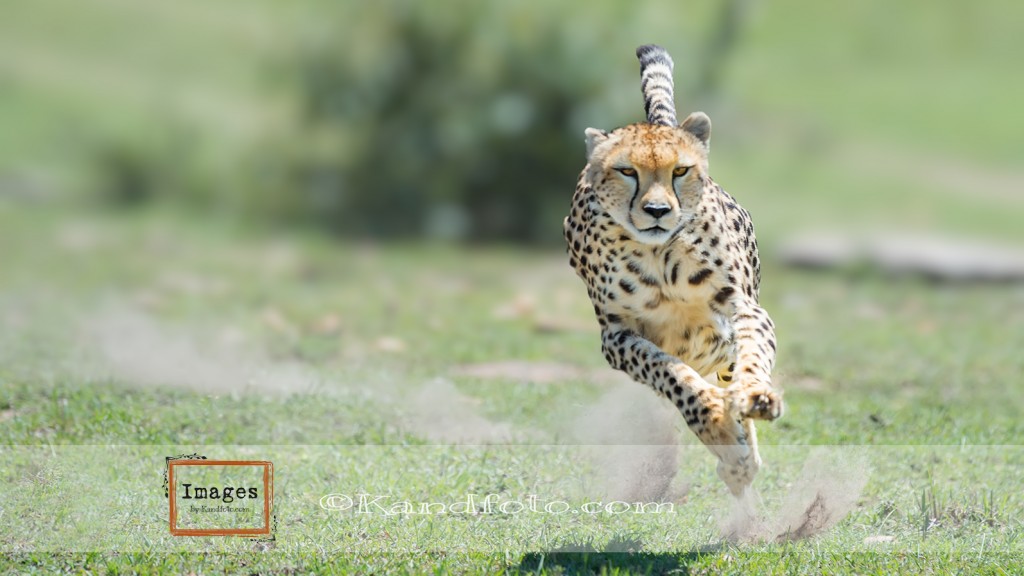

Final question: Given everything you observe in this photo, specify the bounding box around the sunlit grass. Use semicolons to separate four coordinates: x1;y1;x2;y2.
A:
1;204;1022;573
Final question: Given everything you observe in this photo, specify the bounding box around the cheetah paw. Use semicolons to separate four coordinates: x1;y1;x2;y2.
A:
729;383;783;421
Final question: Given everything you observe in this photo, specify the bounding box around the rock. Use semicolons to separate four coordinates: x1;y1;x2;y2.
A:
779;232;1024;282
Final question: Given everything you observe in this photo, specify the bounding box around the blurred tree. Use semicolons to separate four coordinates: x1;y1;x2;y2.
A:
82;1;732;244
247;2;623;243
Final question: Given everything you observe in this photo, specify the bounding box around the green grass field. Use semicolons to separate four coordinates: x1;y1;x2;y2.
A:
1;203;1022;574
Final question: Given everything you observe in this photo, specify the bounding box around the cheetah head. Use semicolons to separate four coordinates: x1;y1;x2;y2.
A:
584;113;711;246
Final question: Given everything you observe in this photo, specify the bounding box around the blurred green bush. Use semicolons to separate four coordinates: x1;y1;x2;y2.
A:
246;2;658;242
84;1;720;243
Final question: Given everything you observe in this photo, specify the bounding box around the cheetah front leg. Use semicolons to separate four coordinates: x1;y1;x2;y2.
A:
601;323;761;496
711;301;782;496
724;301;783;421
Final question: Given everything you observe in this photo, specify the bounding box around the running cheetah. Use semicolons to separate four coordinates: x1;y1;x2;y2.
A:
564;44;782;496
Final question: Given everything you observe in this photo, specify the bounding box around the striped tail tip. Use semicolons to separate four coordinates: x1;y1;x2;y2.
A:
636;44;678;127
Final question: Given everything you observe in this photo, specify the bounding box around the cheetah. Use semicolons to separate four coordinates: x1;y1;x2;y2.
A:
564;45;782;496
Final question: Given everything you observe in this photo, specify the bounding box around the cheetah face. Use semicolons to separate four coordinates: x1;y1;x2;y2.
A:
584;114;711;246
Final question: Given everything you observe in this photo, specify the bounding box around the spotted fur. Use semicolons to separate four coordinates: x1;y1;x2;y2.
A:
564;45;782;496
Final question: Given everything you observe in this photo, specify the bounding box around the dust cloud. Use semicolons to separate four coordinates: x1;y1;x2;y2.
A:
79;304;517;443
86;304;316;396
566;377;683;503
720;448;870;542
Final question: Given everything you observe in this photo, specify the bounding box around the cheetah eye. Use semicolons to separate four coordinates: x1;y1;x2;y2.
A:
672;166;691;178
615;167;637;178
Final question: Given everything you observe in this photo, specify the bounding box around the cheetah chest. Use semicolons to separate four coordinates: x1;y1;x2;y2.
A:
603;245;736;378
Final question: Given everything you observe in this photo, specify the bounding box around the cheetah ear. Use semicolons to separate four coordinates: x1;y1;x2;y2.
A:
681;112;711;148
584;128;609;158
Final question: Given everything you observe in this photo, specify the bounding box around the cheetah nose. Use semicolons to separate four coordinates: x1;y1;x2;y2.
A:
643;203;672;219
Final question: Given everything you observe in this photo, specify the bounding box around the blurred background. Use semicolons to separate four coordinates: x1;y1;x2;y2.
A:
2;0;1020;248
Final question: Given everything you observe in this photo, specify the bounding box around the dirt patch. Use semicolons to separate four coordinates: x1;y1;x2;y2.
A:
453;361;632;387
452;361;584;384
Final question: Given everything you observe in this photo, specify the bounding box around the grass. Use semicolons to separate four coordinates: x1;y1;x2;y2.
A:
1;203;1022;574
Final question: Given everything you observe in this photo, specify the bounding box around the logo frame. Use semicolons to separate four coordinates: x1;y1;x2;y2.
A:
168;459;274;537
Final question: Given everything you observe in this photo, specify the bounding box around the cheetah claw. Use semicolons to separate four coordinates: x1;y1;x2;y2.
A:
729;384;783;421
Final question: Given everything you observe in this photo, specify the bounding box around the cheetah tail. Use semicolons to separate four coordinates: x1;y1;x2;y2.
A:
635;44;678;127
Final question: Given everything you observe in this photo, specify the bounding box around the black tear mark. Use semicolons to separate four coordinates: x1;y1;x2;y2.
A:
688;268;713;285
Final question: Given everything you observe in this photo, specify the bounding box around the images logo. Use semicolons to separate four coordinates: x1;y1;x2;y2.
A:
166;455;274;537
